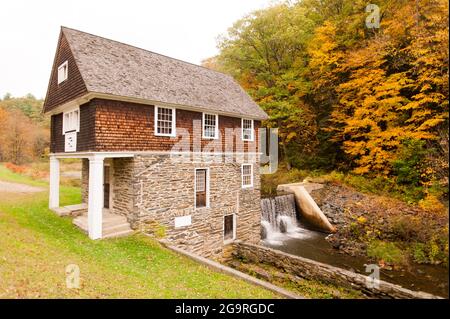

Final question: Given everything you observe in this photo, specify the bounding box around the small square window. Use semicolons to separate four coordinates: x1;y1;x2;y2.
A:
57;61;68;84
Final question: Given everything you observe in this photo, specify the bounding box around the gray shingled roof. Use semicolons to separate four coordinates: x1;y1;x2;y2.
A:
62;27;268;120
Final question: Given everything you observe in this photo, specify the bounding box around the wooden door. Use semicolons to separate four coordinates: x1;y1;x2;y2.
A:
104;165;110;209
224;215;234;241
195;169;207;208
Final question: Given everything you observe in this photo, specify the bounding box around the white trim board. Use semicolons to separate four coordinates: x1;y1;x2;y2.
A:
50;151;262;158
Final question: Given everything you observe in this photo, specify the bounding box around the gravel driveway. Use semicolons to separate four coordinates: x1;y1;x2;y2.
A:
0;181;44;193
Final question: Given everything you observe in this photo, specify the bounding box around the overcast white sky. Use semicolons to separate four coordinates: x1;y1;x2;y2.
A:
0;0;273;99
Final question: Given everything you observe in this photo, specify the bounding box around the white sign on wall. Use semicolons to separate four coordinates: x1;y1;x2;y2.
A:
65;131;77;152
174;215;192;228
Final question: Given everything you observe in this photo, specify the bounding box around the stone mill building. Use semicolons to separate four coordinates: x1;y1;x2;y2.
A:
44;27;269;257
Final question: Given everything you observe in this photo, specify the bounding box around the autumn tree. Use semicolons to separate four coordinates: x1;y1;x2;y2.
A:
214;3;319;168
0;95;49;164
211;0;448;198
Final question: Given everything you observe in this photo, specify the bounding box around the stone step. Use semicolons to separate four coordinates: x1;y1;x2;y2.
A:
73;215;128;227
65;203;88;216
73;220;129;231
103;229;134;239
72;213;133;239
51;207;71;217
103;223;133;236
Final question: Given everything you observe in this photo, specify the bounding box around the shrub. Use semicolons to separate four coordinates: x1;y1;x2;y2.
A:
389;215;423;242
260;166;310;197
392;139;428;186
410;239;448;265
411;243;428;264
4;162;26;174
419;194;446;214
367;240;408;265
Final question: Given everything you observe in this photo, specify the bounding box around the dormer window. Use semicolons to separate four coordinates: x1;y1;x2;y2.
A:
242;118;254;141
202;113;219;139
57;61;68;84
155;106;176;137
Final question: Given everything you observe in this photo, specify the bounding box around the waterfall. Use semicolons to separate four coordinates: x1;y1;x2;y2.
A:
261;194;301;244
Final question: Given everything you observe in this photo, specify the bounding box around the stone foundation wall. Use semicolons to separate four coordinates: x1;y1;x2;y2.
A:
111;158;135;218
233;241;440;299
81;158;89;203
130;154;261;258
80;154;262;258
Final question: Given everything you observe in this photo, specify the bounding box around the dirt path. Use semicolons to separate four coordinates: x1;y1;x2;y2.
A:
0;181;44;193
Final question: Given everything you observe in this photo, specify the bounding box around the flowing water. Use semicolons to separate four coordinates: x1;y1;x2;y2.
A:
260;195;449;298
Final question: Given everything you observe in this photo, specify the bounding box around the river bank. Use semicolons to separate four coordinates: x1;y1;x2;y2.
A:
260;182;448;297
309;181;448;267
263;221;448;297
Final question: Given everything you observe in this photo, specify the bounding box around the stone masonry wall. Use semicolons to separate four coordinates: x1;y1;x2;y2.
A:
111;158;135;218
130;154;261;258
233;241;440;299
81;158;89;204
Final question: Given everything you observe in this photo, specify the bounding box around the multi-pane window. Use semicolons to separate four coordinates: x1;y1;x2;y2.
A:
195;169;208;208
203;113;219;139
155;106;176;137
62;108;79;134
202;113;218;139
241;164;253;188
242;118;254;141
57;61;68;84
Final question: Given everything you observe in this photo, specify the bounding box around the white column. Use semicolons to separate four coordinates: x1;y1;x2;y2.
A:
49;156;60;209
88;156;104;240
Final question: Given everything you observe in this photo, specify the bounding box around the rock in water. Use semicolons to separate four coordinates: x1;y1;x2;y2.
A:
260;225;267;239
279;219;288;233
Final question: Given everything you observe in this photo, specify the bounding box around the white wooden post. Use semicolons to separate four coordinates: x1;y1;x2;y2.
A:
49;156;60;209
88;156;104;240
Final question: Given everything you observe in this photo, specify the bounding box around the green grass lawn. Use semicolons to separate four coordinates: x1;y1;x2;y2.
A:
0;164;48;187
0;164;278;298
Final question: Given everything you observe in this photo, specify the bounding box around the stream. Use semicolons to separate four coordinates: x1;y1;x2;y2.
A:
261;195;449;298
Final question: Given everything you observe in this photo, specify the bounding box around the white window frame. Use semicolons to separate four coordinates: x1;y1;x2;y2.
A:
62;107;80;135
154;105;176;137
194;168;210;209
223;213;237;244
241;118;254;141
57;60;68;84
202;113;219;139
241;163;253;188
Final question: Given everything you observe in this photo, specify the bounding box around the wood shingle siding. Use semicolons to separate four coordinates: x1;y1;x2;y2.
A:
50;103;96;153
50;114;64;153
50;99;260;153
44;32;88;113
77;103;96;151
93;99;260;152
